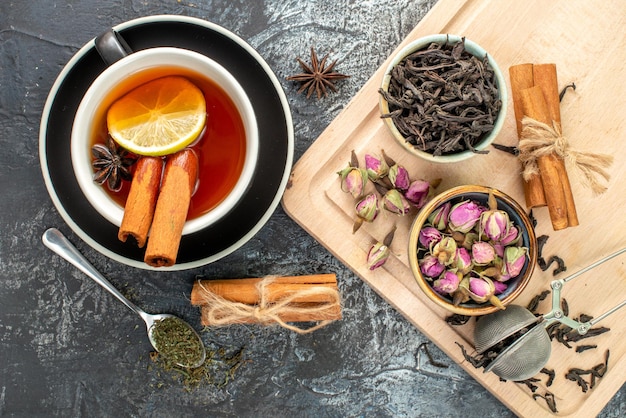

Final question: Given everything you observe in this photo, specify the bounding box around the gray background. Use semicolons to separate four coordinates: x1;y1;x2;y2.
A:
1;0;623;416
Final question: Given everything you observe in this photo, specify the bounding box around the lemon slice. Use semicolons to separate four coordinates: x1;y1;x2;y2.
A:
107;76;206;156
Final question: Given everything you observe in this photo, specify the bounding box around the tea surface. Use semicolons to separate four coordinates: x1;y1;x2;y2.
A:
90;67;247;220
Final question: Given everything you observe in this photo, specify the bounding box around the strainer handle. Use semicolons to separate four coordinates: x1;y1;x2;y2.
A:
545;247;626;335
588;300;626;327
555;299;626;335
561;247;626;285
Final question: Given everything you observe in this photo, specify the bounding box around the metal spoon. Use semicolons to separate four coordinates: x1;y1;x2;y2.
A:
42;228;206;368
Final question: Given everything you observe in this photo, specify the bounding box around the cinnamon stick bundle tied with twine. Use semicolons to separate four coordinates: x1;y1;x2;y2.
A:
518;116;613;196
191;274;342;334
509;63;613;230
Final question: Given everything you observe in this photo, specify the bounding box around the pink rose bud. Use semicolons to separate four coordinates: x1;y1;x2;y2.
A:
420;254;445;278
493;280;508;295
355;193;379;222
499;224;520;246
366;226;396;270
479;209;510;241
364;153;389;181
353;193;379;233
367;242;390;270
467;276;495;302
382;189;411;215
455;247;473;274
431;236;457;265
404;180;431;209
448;200;486;233
432;270;461;295
459;275;503;309
504;246;528;277
388;164;410;191
338;165;368;198
419;226;442;248
427;201;451;230
472;241;496;265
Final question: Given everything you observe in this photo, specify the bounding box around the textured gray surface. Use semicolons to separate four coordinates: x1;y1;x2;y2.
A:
0;1;624;416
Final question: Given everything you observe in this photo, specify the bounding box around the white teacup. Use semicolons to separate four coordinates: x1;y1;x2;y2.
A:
71;40;258;235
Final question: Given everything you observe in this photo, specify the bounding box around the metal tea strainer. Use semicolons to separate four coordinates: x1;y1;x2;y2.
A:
473;247;626;381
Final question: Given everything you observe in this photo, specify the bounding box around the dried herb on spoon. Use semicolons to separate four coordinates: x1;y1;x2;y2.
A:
151;317;204;368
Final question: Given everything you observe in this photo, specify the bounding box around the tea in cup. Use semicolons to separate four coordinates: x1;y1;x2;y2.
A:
71;31;258;266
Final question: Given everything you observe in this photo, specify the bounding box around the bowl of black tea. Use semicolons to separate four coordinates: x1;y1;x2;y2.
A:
379;34;507;163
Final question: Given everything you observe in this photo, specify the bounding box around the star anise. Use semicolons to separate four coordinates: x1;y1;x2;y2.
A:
91;135;137;192
286;47;350;99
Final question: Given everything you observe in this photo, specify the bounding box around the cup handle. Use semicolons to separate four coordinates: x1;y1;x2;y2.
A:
95;29;133;65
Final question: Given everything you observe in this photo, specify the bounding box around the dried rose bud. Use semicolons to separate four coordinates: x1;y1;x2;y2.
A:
420;254;445;278
499;224;520;246
338;165;368;198
355;193;379;222
366;226;396;270
467;276;495;301
431;236;457;265
479;209;510;242
503;246;528;278
388;164;410;191
448;200;486;233
419;226;442;248
472;241;496;265
404;180;432;209
367;242;390;270
364;153;389;181
454;247;473;275
493;280;508;295
381;189;411;215
353;193;379;233
461;275;504;309
427;201;451;230
432;270;461;295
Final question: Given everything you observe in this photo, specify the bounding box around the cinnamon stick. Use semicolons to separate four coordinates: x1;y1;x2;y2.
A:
191;274;339;305
199;303;342;326
118;156;163;248
532;64;579;227
144;149;198;267
192;274;342;326
509;64;546;208
520;86;569;230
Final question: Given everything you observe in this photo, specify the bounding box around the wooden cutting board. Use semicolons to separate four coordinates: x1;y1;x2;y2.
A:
282;0;626;416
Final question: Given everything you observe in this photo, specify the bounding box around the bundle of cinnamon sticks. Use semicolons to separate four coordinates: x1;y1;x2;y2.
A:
509;63;578;231
118;148;198;267
190;274;342;333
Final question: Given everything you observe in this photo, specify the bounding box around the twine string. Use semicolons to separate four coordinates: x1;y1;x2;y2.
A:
197;276;341;334
518;116;613;195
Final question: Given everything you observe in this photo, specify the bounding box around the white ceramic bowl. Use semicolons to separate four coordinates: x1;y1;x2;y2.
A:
71;47;258;235
380;34;507;163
